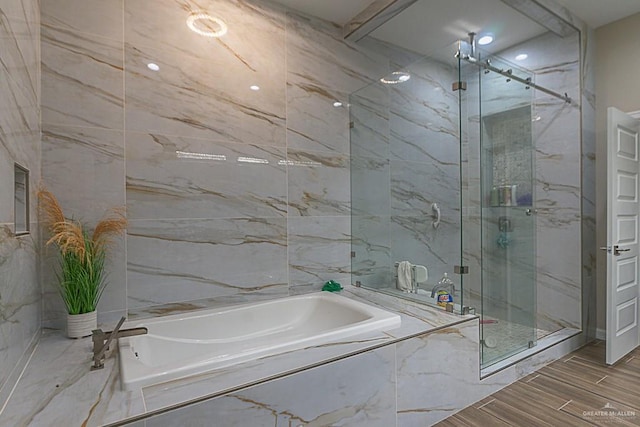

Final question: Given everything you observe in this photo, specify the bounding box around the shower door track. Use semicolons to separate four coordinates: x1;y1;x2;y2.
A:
461;56;572;104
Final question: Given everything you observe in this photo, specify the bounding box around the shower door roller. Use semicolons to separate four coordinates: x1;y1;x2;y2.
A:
600;245;631;256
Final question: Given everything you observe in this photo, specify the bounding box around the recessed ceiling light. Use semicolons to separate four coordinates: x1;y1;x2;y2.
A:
250;85;260;91
147;63;160;71
515;53;528;61
186;12;228;38
478;35;494;45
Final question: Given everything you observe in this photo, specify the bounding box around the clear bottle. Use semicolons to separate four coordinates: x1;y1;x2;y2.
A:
490;186;499;206
436;273;455;306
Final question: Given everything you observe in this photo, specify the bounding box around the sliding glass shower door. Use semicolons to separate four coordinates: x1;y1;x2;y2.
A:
476;55;537;368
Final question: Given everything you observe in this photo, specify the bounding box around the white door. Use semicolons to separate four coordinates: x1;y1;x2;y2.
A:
606;107;640;365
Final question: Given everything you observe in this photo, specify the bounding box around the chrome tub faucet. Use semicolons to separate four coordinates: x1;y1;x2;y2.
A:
91;316;148;370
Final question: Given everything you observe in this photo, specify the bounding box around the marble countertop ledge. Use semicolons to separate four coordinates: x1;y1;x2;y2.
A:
0;286;476;427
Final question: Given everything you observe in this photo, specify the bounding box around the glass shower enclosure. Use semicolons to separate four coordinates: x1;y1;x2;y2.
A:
350;41;539;369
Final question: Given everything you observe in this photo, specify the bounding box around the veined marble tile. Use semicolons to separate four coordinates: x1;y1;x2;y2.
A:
351;155;390;216
42;125;125;222
0;14;39;110
0;0;39;24
144;346;396;427
390;159;460;218
0;73;39;150
124;3;286;145
287;149;350;217
390;215;462;289
41;0;123;41
349;83;390;160
0;225;40;399
351;215;392;289
0;331;145;427
125;0;284;72
396;319;479;426
389;108;459;167
388;59;458;165
41;24;123;129
288;216;351;291
534;101;581;209
126;132;287;220
286;11;387;155
0;150;15;224
536;208;581;330
127;218;288;310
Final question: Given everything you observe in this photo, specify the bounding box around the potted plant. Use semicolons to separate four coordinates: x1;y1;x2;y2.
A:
38;187;127;338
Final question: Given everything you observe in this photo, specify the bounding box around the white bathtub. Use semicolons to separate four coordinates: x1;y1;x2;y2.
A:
118;292;401;390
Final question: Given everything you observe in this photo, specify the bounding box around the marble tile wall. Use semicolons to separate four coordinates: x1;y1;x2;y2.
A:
0;0;41;405
40;0;389;324
530;0;597;340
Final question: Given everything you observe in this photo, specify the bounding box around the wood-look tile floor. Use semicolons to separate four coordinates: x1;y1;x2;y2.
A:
436;341;640;426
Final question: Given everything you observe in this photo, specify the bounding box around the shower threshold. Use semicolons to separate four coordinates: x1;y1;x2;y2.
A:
480;327;581;378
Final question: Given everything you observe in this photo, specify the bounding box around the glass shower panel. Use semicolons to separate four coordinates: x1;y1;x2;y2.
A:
350;82;391;289
478;55;537;368
350;42;464;312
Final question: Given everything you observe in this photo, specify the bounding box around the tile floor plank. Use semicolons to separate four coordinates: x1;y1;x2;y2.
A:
479;398;561;427
490;386;589;427
454;406;512;427
436;341;640;427
526;374;640;426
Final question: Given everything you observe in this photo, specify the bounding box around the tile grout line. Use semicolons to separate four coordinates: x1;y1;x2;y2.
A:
475;398;495;410
0;340;39;416
557;399;572;411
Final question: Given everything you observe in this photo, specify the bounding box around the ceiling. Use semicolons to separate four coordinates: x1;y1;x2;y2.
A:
370;0;549;58
271;0;376;25
271;0;640;29
552;0;640;28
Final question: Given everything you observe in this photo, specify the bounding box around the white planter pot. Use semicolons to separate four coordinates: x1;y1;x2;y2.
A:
67;310;97;338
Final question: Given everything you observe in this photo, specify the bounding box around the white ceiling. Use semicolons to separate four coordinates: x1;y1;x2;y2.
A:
553;0;640;28
271;0;640;29
271;0;376;25
370;0;549;57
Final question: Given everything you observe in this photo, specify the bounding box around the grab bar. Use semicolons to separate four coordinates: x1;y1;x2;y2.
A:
432;203;441;229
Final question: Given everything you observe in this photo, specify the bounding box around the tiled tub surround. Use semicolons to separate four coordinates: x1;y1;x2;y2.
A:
0;288;585;427
39;0;390;327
